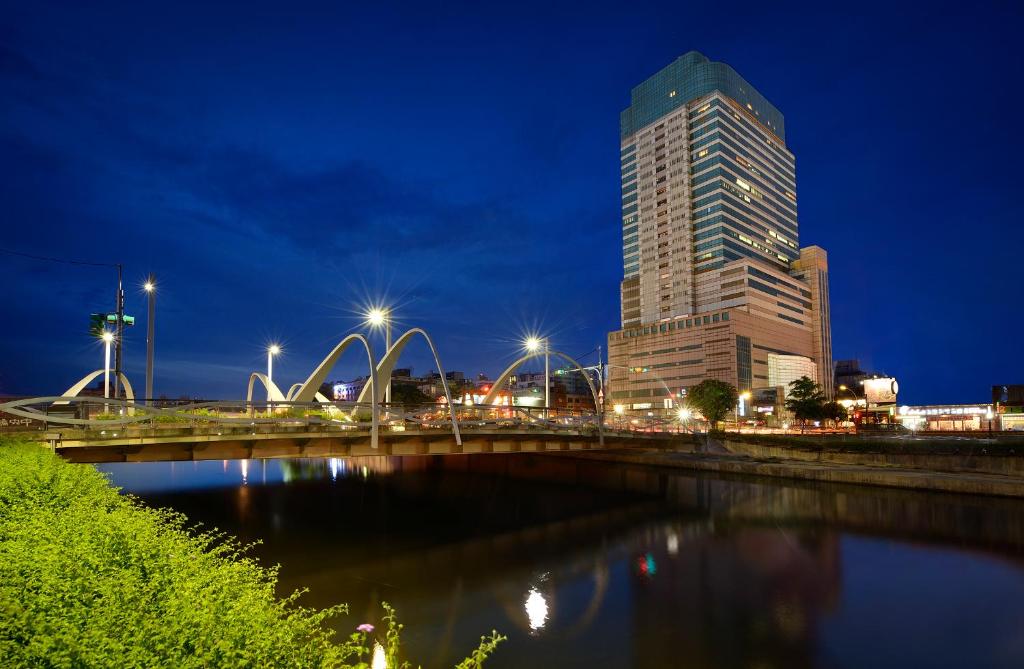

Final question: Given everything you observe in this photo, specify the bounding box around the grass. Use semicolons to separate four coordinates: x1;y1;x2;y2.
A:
0;437;502;668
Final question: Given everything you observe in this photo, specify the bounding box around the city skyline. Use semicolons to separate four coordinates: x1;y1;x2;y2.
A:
1;2;1021;404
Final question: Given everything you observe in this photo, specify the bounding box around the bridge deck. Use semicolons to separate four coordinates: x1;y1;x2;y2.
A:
46;426;683;463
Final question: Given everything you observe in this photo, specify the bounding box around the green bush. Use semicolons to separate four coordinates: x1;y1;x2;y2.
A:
0;438;503;667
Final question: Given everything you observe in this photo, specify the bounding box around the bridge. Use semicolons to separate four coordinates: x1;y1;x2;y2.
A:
1;396;687;464
0;323;698;462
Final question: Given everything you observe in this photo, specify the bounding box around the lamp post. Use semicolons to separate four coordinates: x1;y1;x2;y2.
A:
366;307;392;405
525;336;549;418
736;391;751;432
143;277;155;404
838;384;862;426
986;407;995;439
677;407;691;435
102;330;113;414
267;344;280;411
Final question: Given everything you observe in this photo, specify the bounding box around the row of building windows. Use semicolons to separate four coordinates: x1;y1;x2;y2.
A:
748;265;811;298
621;311;730;338
693;192;799;241
691;149;796;210
688;104;795;172
691;157;798;222
688;121;795;183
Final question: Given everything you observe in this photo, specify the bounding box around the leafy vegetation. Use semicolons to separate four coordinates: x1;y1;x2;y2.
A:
0;438;503;667
785;376;826;427
685;379;738;429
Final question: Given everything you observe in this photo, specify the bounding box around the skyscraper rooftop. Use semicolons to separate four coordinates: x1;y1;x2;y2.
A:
620;50;785;140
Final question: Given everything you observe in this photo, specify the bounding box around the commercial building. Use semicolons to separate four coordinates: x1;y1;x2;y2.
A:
896;404;996;432
608;51;832;414
993;385;1024;431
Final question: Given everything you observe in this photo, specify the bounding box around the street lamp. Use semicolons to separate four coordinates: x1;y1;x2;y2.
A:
986;407;995;438
267;344;280;409
736;391;751;432
525;336;549;418
838;384;862;426
101;330;114;413
677;407;691;434
143;276;155;404
365;307;392;405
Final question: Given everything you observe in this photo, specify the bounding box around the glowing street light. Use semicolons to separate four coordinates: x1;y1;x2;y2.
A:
524;587;549;632
614;404;625;415
143;276;156;404
736;390;752;432
267;344;280;407
365;307;392;404
677;407;691;422
101;330;114;413
523;336;550;417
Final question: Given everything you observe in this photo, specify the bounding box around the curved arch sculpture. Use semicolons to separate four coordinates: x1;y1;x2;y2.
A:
481;349;603;444
350;328;462;446
287;333;380;448
53;369;136;414
246;372;288;404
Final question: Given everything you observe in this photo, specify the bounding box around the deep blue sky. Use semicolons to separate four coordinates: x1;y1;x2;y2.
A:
1;1;1021;403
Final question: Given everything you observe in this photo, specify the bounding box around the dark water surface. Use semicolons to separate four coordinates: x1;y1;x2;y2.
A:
98;455;1024;668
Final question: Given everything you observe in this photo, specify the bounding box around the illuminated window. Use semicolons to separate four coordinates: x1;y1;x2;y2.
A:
698;103;710;113
697;149;708;158
669;90;677;98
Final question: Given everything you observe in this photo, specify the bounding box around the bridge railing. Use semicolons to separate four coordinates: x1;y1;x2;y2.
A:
1;396;608;433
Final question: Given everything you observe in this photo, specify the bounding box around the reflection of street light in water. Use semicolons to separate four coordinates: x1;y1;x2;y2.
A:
667;532;679;555
240;459;249;485
371;641;386;669
525;587;549;632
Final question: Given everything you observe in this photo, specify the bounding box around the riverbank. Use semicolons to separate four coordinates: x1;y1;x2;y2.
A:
0;438;501;667
556;438;1024;498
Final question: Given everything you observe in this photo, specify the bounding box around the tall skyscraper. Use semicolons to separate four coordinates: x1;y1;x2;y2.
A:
609;51;833;417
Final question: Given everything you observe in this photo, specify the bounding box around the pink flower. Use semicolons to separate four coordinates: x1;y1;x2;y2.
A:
357;623;375;633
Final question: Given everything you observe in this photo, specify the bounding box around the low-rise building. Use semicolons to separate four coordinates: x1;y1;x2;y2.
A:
896;404;996;432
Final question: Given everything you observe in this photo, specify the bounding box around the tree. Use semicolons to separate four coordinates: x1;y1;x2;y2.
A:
686;379;738;432
821;400;848;427
390;383;433;405
786;376;826;429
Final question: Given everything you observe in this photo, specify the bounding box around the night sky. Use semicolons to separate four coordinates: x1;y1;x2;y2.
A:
1;1;1021;403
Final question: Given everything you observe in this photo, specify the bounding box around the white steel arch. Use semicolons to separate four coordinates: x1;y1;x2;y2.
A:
483;346;602;420
351;327;462;446
246;372;288;404
53;369;136;414
287;333;380;448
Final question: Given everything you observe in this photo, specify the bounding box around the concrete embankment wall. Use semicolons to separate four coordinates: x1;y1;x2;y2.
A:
721;440;1024;478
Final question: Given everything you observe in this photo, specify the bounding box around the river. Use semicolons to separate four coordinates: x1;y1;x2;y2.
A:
99;454;1024;668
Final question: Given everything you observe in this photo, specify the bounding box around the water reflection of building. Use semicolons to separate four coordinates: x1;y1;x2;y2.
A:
628;524;840;667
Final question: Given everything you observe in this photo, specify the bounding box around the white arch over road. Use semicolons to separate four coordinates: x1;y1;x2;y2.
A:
481;350;604;444
246;372;288;404
351;327;461;446
481;350;601;411
288;333;381;448
53;369;136;414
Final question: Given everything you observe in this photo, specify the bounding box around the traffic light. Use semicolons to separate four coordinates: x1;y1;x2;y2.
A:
91;313;135;337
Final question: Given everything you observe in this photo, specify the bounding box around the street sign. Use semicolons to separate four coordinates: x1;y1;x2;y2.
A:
91;313;135;336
